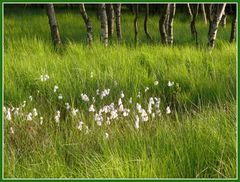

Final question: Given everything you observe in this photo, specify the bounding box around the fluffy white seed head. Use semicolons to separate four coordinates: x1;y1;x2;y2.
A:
154;80;159;86
81;93;89;102
168;81;174;87
166;106;171;114
58;94;63;100
89;104;95;112
54;85;59;92
27;113;33;121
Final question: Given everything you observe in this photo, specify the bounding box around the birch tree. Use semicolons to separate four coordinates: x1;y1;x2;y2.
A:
207;3;227;48
113;4;122;41
99;4;108;47
133;4;139;44
46;4;61;47
144;4;152;41
220;11;227;28
166;4;176;45
189;4;199;45
230;13;236;43
201;4;207;24
106;4;114;38
79;4;93;46
159;4;168;44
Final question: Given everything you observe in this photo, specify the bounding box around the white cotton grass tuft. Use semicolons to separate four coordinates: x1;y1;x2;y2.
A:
100;89;110;99
141;109;148;122
120;91;125;98
54;111;60;124
65;103;70;110
104;132;109;139
89;104;95;112
54;85;59;92
27;113;33;121
166;106;171;114
40;117;43;125
135;115;140;129
129;97;133;104
81;93;89;102
71;108;79;116
147;97;154;114
14;108;19;115
144;87;149;92
6;108;11;121
22;100;26;108
77;121;84;130
58;94;63;100
94;113;103;126
96;89;100;95
33;108;38;117
106;117;111;125
40;74;49;82
137;91;141;98
168;81;174;87
123;108;130;117
10;127;14;134
110;110;118;120
29;96;33;101
154;80;159;86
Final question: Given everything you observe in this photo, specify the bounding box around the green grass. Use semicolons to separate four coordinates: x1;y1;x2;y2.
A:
4;6;236;178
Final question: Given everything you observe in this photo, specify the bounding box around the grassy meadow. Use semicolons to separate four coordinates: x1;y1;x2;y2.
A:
4;6;237;178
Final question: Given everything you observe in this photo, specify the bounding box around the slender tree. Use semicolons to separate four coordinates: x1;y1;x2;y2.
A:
208;3;227;48
201;4;207;24
144;4;152;41
79;4;93;46
133;4;139;44
220;10;227;28
113;4;122;41
99;4;108;47
230;13;236;43
166;3;176;45
106;4;114;38
159;4;168;44
46;4;61;47
189;4;199;45
187;3;193;17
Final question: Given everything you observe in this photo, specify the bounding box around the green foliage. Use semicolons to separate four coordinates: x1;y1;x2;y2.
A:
4;7;236;178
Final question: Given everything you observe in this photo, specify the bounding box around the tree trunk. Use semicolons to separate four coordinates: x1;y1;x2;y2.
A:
189;4;199;45
230;13;236;43
201;4;207;24
106;4;114;38
79;4;93;46
208;4;227;48
113;4;122;41
144;4;152;41
133;4;139;44
99;4;108;47
166;4;176;45
187;3;193;17
159;4;168;45
205;4;213;37
46;4;61;47
220;12;227;28
205;4;212;23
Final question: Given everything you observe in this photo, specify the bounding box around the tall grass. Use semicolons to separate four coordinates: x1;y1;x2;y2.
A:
4;6;236;178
